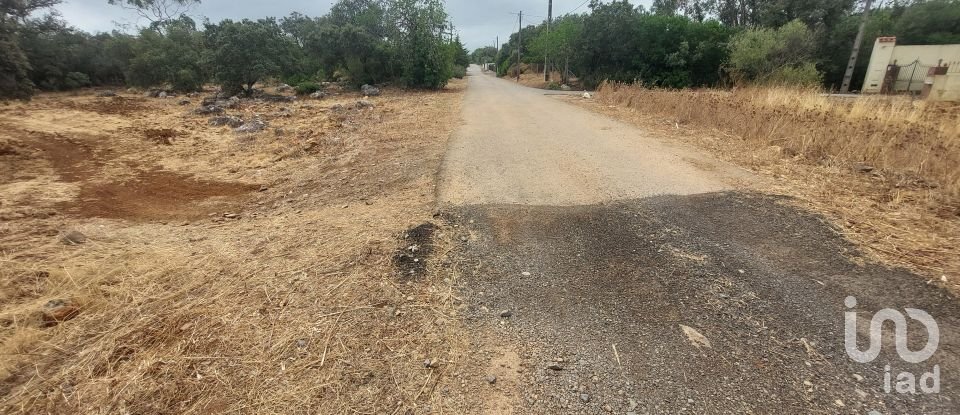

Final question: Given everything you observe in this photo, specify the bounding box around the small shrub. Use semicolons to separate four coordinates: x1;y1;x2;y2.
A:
295;82;322;95
172;69;202;92
452;65;466;79
62;72;92;90
285;74;311;86
767;63;822;87
547;82;561;90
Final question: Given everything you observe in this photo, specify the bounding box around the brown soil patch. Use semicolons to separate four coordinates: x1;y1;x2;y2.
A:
143;128;178;145
68;96;149;115
62;170;259;221
17;131;99;183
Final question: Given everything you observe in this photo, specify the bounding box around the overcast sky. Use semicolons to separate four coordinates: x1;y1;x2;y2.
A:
56;0;652;50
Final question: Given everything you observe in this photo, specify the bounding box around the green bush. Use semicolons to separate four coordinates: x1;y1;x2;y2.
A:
452;65;466;79
172;69;201;91
295;81;321;95
62;72;92;90
546;82;561;90
768;63;822;87
728;20;821;86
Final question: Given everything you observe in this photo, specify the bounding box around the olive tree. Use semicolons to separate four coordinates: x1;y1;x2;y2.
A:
203;18;297;96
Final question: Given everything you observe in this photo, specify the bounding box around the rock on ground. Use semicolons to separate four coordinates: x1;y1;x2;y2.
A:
235;120;267;133
208;115;244;128
40;299;81;327
195;105;225;115
361;84;381;96
60;230;87;245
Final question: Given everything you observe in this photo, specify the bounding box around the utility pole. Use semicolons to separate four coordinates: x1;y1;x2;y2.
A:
516;10;523;82
841;0;873;93
545;0;553;82
496;35;500;73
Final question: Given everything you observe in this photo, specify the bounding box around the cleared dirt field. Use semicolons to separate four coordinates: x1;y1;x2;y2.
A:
0;82;473;413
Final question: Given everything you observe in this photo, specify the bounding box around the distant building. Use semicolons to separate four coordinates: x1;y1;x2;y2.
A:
862;37;960;101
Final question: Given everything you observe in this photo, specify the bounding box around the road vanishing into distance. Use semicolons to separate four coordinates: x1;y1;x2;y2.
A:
438;66;960;414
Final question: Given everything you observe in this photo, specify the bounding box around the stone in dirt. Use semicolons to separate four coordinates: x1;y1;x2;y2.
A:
361;84;381;96
178;99;191;106
309;91;328;99
356;100;374;109
209;115;244;128
547;363;563;371
560;84;572;91
485;375;497;384
275;107;294;118
224;96;241;108
499;309;513;318
196;105;225;115
275;84;293;93
234;120;268;133
41;299;81;327
259;94;296;103
145;89;167;98
60;231;87;245
203;96;240;108
96;90;117;97
679;324;712;349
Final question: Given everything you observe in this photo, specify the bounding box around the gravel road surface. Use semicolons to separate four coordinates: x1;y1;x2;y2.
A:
438;67;959;414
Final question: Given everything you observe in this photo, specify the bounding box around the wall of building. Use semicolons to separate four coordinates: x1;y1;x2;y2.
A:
862;37;897;93
928;72;960;102
862;37;960;94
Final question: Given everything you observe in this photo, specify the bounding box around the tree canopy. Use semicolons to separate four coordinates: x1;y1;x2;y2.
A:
499;0;960;90
0;0;463;100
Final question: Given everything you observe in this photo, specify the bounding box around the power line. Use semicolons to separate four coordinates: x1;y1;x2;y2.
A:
567;0;590;15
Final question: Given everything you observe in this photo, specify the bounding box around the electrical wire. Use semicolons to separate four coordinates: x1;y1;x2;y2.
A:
567;0;590;15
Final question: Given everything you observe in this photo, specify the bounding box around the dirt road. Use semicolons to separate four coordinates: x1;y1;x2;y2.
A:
439;67;960;413
439;68;749;206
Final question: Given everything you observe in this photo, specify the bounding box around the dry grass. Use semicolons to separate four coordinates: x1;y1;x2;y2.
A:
583;83;960;286
0;81;472;413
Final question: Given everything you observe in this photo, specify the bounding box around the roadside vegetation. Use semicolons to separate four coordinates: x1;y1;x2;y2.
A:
0;0;470;100
486;0;960;90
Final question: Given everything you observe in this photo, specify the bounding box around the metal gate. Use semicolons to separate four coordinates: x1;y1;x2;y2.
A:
893;60;933;93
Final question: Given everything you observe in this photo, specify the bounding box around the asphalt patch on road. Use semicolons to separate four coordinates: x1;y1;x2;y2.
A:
447;191;960;414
